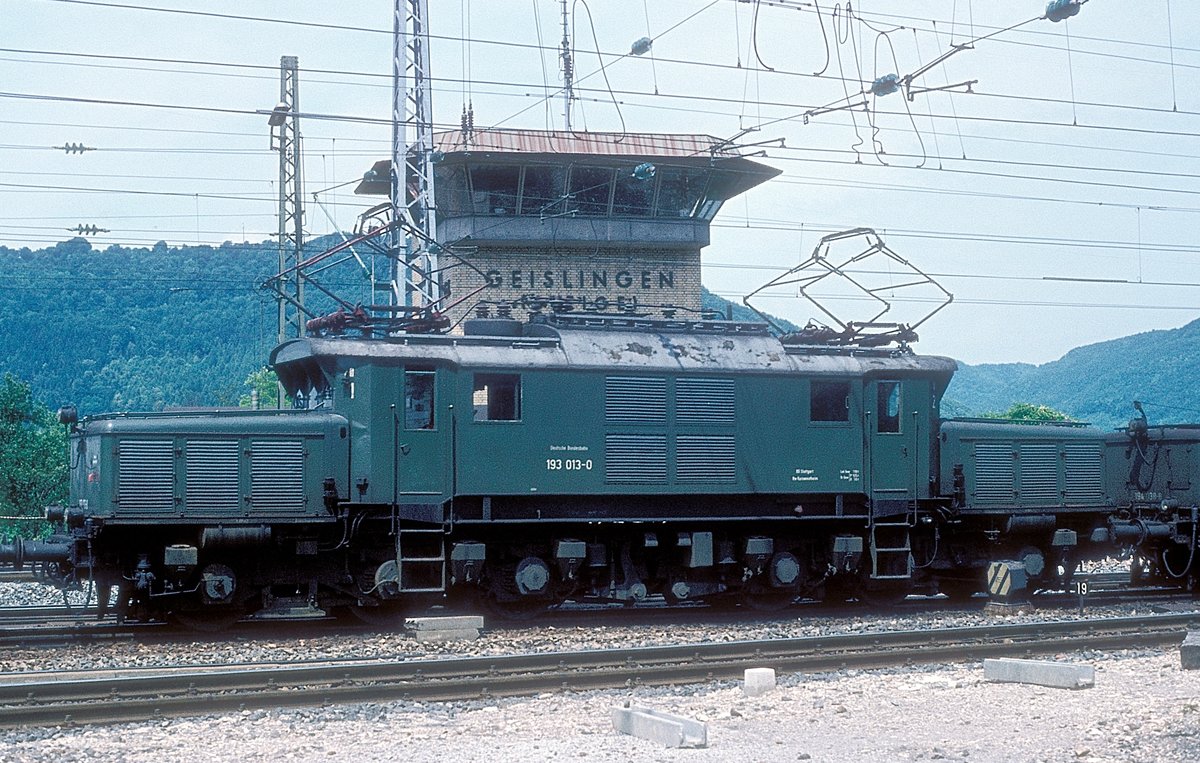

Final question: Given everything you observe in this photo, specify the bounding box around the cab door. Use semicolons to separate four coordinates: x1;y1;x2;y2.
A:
394;367;450;500
866;379;915;509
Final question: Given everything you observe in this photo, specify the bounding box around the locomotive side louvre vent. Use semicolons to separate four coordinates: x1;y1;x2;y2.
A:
605;433;667;484
185;440;240;514
1019;444;1060;503
676;378;736;425
676;434;736;482
973;442;1015;503
605;376;667;424
250;440;306;513
117;440;175;512
1064;442;1104;503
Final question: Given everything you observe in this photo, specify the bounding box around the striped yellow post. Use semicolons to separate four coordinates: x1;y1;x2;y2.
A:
987;561;1028;598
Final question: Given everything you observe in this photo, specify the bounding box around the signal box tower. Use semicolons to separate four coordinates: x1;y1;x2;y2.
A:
354;128;779;326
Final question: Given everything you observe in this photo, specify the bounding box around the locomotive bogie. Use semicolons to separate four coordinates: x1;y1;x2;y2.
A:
15;409;359;620
438;523;892;613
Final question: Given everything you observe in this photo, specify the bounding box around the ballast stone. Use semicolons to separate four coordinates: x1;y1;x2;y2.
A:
405;615;484;643
983;657;1095;689
1182;631;1200;670
743;667;777;696
611;703;708;748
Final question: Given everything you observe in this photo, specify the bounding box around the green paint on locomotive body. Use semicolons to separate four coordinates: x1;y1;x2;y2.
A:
271;319;957;516
68;409;348;524
37;318;1200;616
939;418;1200;513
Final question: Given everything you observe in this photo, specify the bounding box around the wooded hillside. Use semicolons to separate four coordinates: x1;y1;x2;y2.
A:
0;238;273;413
1;238;1195;430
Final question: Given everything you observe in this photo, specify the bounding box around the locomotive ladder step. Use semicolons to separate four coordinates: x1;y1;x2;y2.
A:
397;527;446;593
398;540;445;559
397;528;445;538
869;521;912;580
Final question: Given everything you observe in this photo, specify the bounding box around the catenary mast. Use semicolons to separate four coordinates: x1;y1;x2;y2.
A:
390;0;440;313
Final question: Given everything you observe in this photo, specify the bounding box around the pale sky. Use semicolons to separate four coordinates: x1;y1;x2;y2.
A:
2;0;1198;365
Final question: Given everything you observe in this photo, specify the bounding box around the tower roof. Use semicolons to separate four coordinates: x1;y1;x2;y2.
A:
355;128;780;197
432;128;750;158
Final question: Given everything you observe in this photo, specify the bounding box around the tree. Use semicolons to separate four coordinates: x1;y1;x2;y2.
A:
983;402;1072;422
0;374;67;539
239;367;280;409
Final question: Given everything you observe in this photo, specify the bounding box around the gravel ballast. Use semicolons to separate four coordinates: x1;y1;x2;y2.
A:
0;581;1187;673
3;576;1199;761
2;649;1198;762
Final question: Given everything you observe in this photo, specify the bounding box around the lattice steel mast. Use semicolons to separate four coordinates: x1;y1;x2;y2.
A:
271;55;305;342
391;0;440;310
560;0;573;130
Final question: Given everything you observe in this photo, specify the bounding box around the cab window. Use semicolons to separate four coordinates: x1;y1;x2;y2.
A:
811;381;850;423
474;374;521;421
877;381;901;433
404;370;435;430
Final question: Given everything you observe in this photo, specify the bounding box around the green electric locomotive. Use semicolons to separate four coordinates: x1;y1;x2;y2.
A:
3;314;1198;625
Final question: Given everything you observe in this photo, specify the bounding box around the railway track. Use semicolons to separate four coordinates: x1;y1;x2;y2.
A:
1;612;1196;730
0;569;1188;646
0;601;140;646
0;605;102;622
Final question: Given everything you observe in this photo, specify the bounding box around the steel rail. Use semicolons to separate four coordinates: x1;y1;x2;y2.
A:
1;612;1197;730
0;619;164;648
0;577;1184;647
0;606;101;621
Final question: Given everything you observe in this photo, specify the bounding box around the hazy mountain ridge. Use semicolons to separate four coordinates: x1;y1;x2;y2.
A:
946;318;1200;429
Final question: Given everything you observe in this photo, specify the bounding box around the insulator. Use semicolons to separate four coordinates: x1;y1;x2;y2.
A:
68;224;108;236
631;162;656;181
1045;0;1081;23
57;142;94;154
561;48;573;80
870;74;900;97
630;36;652;56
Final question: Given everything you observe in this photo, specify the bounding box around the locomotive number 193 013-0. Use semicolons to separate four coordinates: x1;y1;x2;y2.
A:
546;458;594;471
